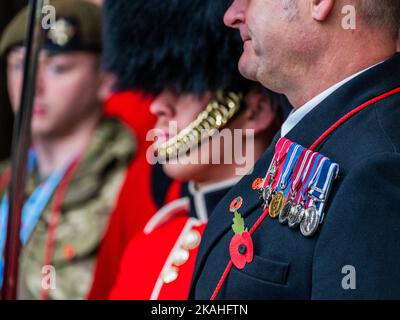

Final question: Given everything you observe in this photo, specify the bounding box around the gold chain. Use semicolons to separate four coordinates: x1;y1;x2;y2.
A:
156;91;243;160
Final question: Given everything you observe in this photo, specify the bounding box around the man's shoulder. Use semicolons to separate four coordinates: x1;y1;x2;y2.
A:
76;117;136;178
356;90;400;151
374;92;400;153
332;151;400;197
91;117;137;165
63;117;137;208
322;93;400;171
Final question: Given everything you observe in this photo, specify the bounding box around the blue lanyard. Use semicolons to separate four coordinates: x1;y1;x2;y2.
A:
0;151;69;287
277;144;303;193
307;159;339;224
308;158;333;200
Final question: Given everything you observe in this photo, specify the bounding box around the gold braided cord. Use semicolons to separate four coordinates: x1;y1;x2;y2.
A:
156;91;243;160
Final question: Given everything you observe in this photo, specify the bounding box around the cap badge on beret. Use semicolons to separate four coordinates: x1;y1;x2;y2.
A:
47;18;76;47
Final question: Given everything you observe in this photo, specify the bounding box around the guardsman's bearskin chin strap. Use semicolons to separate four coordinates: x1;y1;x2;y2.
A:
156;91;243;161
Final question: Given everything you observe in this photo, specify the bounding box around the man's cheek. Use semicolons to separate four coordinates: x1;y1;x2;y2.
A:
10;86;19;110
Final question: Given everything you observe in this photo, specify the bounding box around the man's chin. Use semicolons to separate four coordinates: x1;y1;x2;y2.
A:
238;57;258;82
162;160;210;183
31;130;51;140
31;123;57;140
162;162;193;182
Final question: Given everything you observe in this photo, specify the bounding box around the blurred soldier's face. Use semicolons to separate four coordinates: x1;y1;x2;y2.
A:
150;89;273;185
7;47;104;139
223;0;314;92
150;89;218;184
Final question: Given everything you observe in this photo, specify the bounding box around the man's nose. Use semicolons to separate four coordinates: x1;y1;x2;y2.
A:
223;0;245;29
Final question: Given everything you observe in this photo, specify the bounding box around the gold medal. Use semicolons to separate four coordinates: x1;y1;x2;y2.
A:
269;191;285;219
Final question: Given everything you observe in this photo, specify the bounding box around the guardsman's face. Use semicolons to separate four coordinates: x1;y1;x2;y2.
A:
150;90;214;145
150;89;218;182
224;0;310;91
7;47;103;139
150;88;277;185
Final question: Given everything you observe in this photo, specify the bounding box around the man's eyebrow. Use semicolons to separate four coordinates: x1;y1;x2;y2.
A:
43;52;59;58
9;46;25;55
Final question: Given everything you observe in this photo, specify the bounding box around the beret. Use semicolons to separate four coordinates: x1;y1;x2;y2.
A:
0;0;102;57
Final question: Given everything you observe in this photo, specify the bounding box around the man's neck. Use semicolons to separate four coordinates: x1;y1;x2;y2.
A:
287;42;397;109
33;117;100;178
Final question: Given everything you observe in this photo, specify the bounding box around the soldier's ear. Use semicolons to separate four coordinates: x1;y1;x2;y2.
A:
97;72;117;102
240;90;278;136
311;0;335;22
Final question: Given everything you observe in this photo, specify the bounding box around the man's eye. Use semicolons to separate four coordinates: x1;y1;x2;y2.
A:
11;61;24;71
49;64;68;74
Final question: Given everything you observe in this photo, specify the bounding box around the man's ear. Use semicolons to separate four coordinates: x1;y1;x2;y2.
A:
311;0;335;22
97;72;117;102
240;90;279;136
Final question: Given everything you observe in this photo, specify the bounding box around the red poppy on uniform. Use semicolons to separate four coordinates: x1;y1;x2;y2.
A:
229;232;254;270
252;178;263;190
229;197;244;213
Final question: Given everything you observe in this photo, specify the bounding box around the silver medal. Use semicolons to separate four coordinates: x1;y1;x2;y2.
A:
261;162;278;208
269;163;277;178
279;199;292;224
288;204;304;229
300;205;320;237
262;185;273;209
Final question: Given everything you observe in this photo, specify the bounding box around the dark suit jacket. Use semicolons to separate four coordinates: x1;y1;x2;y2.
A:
190;53;400;300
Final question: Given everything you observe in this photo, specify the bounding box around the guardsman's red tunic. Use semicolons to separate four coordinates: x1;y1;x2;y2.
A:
88;91;182;299
109;180;237;300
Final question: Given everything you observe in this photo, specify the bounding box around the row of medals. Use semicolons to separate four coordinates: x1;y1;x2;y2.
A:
260;162;320;237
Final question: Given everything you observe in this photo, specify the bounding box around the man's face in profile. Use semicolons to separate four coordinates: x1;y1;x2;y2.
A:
223;0;313;91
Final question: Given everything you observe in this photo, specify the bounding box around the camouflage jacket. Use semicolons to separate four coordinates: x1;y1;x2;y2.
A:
0;118;135;299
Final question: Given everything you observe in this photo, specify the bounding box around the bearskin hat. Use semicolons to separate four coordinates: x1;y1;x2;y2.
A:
102;0;254;95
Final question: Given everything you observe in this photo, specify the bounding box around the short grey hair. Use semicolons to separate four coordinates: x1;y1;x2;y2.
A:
357;0;400;38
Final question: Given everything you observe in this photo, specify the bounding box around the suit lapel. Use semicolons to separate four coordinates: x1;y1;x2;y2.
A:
189;137;277;295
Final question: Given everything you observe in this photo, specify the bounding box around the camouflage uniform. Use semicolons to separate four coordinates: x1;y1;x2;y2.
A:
0;0;136;299
0;118;135;299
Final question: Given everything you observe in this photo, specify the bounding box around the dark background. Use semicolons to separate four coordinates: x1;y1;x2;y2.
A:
0;0;28;161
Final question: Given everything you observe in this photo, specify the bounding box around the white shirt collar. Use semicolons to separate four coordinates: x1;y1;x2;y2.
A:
281;62;382;137
188;178;240;222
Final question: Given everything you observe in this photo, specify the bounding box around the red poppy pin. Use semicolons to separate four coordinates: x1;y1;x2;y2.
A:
229;196;243;213
252;178;263;190
229;211;254;270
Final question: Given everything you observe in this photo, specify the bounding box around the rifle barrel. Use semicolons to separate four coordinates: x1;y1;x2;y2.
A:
1;0;44;300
